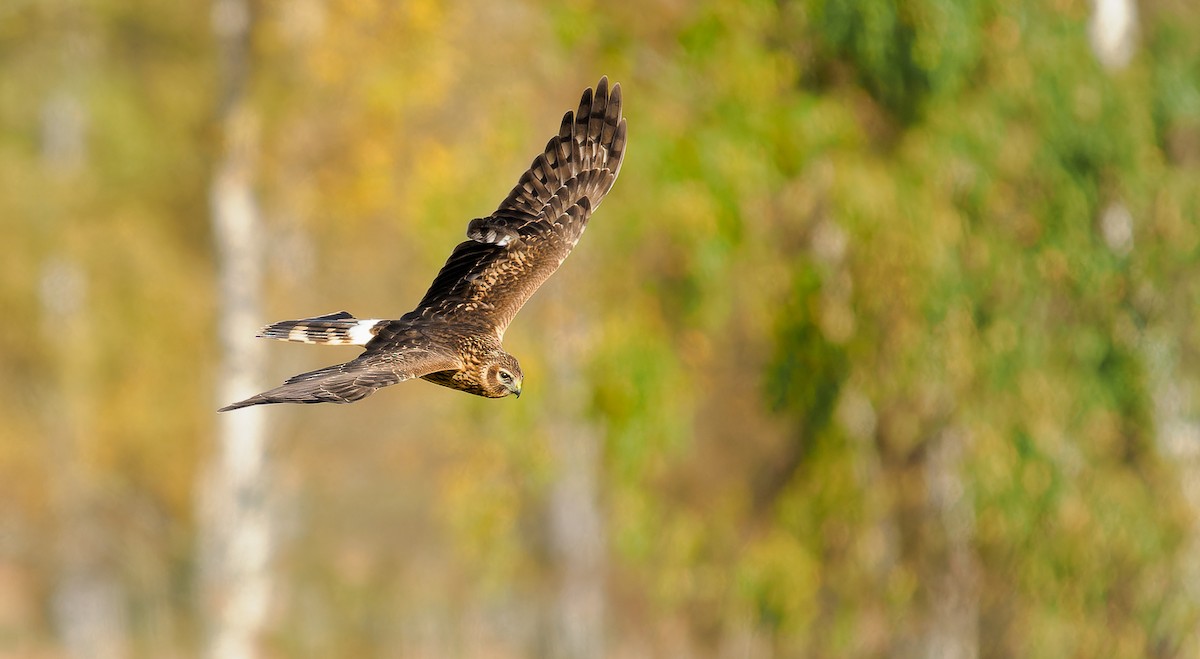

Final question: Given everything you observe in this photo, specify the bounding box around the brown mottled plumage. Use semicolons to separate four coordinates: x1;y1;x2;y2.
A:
219;77;626;412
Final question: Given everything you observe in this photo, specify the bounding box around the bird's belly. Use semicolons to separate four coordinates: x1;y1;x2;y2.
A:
420;369;490;397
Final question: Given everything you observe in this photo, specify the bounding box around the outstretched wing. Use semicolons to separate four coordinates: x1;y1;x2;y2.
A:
218;346;462;411
404;76;627;336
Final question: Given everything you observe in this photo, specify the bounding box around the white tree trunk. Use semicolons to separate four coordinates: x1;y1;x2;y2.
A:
198;0;274;657
542;279;607;659
40;258;131;659
40;81;131;659
1144;332;1200;657
1089;0;1138;71
923;428;980;659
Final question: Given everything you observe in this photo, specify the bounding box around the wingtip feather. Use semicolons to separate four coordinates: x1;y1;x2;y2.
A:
575;87;594;139
218;396;267;412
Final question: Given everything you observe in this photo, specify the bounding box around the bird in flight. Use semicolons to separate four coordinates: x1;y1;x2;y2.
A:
220;77;627;412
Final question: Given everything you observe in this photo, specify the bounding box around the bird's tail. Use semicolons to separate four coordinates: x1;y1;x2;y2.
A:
257;311;384;346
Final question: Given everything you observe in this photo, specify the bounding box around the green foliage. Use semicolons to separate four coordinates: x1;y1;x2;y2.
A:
3;0;1200;655
807;0;987;120
766;267;848;435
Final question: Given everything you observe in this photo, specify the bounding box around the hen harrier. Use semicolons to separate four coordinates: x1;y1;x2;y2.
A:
220;77;626;412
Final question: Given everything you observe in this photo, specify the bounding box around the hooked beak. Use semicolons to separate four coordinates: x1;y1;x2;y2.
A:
511;379;523;398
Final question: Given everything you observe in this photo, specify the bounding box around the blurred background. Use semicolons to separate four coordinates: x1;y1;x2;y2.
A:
3;0;1200;656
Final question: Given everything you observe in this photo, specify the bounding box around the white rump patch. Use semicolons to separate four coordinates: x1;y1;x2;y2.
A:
348;319;383;345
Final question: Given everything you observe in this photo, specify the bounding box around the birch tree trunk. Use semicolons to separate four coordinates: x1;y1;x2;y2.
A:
1089;0;1138;72
1144;333;1200;657
41;253;130;659
923;428;979;659
541;275;607;659
198;1;274;657
40;55;131;658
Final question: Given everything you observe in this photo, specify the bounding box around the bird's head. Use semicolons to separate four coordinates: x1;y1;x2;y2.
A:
483;352;524;398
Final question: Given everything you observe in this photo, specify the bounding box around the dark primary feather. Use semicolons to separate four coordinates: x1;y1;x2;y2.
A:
217;347;462;411
405;76;627;336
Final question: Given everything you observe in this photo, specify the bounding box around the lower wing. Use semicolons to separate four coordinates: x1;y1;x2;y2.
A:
218;349;461;411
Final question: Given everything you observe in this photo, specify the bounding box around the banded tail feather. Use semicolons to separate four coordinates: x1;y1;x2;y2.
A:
258;311;384;346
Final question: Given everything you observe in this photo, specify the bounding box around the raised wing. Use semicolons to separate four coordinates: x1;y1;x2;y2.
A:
404;77;627;335
218;346;461;411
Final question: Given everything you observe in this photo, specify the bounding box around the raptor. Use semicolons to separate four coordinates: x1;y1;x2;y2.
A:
220;77;626;411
